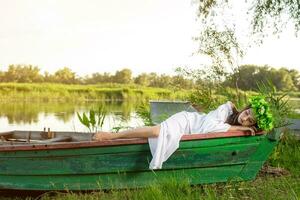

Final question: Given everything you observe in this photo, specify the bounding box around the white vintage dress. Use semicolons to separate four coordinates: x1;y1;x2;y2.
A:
148;101;233;169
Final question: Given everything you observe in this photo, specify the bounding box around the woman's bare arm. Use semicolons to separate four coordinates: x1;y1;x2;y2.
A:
93;125;161;141
229;125;256;135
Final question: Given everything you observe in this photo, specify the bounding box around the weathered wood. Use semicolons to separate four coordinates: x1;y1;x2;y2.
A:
0;132;13;137
0;130;264;152
0;134;263;157
36;136;72;143
0;165;244;190
5;136;72;144
0;130;278;191
0;142;258;175
26;132;31;143
238;136;278;180
11;130;92;141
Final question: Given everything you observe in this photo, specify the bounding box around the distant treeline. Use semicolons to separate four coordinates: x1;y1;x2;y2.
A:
0;64;299;91
0;65;194;89
223;65;300;91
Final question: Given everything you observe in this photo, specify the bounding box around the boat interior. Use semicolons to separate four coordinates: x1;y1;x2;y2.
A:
0;128;263;147
0;129;94;145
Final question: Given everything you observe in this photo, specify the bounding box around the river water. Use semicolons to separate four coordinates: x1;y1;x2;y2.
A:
0;101;145;132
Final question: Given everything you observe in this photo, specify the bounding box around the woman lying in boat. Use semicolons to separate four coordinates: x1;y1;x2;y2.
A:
93;96;273;169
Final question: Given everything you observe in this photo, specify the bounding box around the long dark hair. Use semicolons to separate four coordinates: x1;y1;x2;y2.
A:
225;105;251;126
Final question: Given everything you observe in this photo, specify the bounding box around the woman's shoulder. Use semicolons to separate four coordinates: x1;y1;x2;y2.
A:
218;101;233;109
222;101;235;115
227;101;234;109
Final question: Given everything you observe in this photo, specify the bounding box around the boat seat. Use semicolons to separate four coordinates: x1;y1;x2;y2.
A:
0;132;13;137
38;136;72;143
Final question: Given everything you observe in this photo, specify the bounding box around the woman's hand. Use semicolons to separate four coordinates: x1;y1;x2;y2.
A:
243;126;256;136
229;125;257;136
93;132;114;141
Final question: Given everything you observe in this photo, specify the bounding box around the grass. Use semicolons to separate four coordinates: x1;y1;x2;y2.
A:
0;82;189;102
33;177;298;200
4;177;299;200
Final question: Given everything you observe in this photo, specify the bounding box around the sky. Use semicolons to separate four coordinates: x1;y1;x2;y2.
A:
0;0;300;76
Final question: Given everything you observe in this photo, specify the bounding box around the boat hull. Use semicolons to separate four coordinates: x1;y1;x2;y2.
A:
0;133;277;190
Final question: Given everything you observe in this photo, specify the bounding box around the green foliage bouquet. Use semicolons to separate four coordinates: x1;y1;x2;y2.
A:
249;95;274;131
256;81;291;131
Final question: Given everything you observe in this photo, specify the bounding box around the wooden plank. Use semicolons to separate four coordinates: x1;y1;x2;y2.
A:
0;131;266;152
0;142;258;175
0;164;244;190
12;130;92;141
0;132;274;190
36;136;72;143
0;132;13;137
238;137;278;180
0;135;264;158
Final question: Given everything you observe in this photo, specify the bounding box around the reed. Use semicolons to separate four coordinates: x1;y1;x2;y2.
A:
0;83;189;102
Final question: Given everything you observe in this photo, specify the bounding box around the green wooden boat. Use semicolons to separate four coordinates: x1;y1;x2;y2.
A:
0;101;281;191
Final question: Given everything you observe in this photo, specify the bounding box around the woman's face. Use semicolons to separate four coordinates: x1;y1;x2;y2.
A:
238;108;256;126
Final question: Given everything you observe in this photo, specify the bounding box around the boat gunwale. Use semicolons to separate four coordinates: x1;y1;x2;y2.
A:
0;131;265;152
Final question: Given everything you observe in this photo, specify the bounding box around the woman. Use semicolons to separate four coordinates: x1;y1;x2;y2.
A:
93;96;273;169
94;102;256;141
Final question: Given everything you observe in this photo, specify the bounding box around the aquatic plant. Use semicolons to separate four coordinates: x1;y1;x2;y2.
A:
77;105;107;132
136;103;154;126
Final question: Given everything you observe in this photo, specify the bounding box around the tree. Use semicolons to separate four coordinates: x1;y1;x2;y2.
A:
196;1;300;51
223;65;257;90
84;72;113;84
43;71;55;83
0;70;4;82
224;65;298;91
171;75;194;89
270;68;296;91
4;64;43;83
53;67;77;84
113;68;132;84
148;72;159;87
194;0;300;89
148;73;173;88
134;73;150;86
286;69;300;90
158;74;173;88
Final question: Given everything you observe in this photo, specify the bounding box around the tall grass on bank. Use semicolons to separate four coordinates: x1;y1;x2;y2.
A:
0;82;299;119
0;83;188;102
7;177;299;200
268;132;300;176
36;177;299;200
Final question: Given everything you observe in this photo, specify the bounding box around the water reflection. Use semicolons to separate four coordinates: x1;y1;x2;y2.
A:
0;101;144;132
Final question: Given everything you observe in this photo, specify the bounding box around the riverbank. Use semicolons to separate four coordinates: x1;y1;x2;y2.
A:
0;83;188;102
0;83;299;119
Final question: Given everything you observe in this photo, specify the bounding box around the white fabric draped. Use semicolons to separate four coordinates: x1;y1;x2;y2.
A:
148;101;233;169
